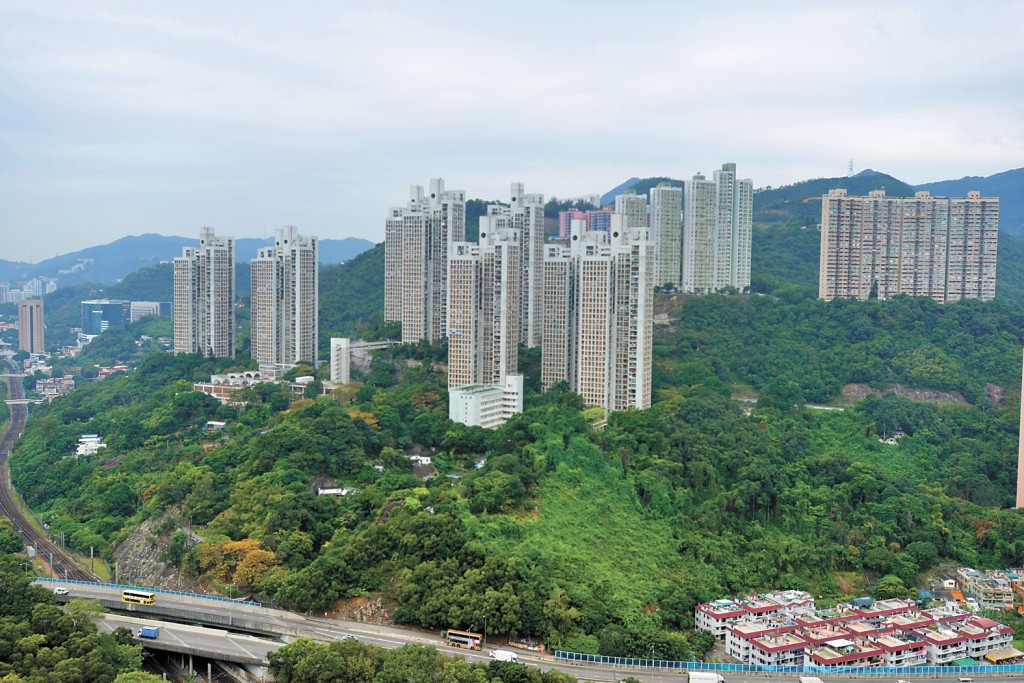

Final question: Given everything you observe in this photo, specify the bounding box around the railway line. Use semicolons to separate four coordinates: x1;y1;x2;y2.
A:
1;357;96;582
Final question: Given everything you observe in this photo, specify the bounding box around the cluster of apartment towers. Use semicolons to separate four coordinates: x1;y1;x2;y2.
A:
384;166;754;420
173;225;319;373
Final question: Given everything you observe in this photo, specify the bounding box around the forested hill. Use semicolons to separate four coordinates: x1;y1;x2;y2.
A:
752;171;916;225
917;167;1024;235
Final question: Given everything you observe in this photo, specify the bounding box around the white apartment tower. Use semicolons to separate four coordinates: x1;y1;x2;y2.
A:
682;164;753;293
251;226;319;370
541;217;654;412
819;189;998;302
478;183;545;348
649;183;683;289
173;227;235;358
447;220;522;389
682;175;717;293
615;190;648;228
384;179;467;343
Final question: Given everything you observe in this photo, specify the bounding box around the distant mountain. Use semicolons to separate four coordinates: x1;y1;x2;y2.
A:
0;233;375;286
915;168;1024;235
599;177;641;207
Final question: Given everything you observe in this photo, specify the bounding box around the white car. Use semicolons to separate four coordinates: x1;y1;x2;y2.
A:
53;587;69;596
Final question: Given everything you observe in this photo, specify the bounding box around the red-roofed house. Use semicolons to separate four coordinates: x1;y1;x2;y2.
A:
696;601;747;640
869;634;927;667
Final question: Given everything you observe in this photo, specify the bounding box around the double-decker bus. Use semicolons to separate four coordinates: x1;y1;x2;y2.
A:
444;629;482;650
121;589;156;605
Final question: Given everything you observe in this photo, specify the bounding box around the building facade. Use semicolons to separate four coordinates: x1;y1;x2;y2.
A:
17;299;44;354
541;217;654;412
683;163;753;293
819;189;999;302
649;182;683;289
447;223;522;389
614;190;648;228
448;375;524;429
81;299;130;335
384;178;467;343
173;227;235;358
251;226;318;371
481;184;545;348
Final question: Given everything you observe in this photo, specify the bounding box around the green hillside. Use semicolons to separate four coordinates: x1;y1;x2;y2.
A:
753;171;917;226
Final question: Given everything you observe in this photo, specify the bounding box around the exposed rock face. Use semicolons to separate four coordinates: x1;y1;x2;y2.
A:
841;383;970;405
111;510;211;594
985;383;1005;407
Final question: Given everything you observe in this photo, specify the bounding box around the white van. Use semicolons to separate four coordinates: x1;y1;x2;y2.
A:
489;650;518;663
958;677;974;683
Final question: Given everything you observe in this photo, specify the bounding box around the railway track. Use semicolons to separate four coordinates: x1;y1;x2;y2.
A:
1;358;97;583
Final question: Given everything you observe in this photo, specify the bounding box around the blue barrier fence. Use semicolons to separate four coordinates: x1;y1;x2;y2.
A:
35;577;260;607
555;651;1024;676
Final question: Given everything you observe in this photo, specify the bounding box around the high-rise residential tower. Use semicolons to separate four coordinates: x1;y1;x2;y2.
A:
1018;349;1024;509
17;299;44;354
714;163;754;291
447;221;522;389
615;190;648;228
682;164;753;293
682;174;717;293
947;191;1000;302
174;227;235;358
542;217;654;412
384;179;466;344
819;189;998;302
649;183;683;289
251;226;319;371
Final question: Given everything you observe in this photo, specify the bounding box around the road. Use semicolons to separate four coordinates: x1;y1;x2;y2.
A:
0;358;96;582
97;613;279;666
44;582;1024;682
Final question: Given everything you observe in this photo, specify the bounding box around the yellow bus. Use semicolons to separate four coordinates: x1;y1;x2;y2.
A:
121;589;156;605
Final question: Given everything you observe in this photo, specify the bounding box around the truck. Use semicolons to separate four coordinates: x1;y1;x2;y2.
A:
138;626;160;640
688;673;725;683
489;650;519;663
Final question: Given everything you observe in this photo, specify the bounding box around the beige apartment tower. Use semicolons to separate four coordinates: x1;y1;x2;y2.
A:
173;227;235;358
650;183;683;289
447;222;522;389
1018;349;1024;509
541;217;654;412
819;189;998;302
384;178;466;344
17;299;44;354
251;226;319;371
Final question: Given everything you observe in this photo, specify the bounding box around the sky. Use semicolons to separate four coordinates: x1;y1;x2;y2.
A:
1;1;1022;263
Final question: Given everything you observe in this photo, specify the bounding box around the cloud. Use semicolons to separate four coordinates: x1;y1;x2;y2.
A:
0;0;1022;261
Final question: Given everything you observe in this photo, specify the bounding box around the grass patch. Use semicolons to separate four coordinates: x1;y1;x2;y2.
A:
469;434;684;619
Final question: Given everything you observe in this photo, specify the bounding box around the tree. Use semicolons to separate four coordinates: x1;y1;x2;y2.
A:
876;574;909;599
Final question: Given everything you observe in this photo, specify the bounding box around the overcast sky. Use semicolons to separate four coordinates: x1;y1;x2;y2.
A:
2;1;1022;263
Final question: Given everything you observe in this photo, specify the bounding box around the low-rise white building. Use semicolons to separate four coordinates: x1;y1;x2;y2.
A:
449;374;523;429
76;434;107;457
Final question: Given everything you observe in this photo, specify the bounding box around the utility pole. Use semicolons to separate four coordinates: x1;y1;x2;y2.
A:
90;546;94;573
49;552;53;578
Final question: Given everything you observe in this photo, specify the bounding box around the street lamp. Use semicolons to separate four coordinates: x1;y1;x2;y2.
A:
227;584;235;599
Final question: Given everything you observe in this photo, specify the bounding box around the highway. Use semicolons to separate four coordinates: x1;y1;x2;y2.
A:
0;358;96;582
97;613;279;666
43;582;1024;683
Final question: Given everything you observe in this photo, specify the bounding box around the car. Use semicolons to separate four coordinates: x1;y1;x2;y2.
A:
53;587;69;596
341;634;356;641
